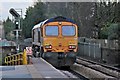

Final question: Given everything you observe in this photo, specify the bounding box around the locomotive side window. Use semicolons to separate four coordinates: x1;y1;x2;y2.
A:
38;28;40;42
62;26;75;36
45;26;58;36
34;29;38;42
33;29;36;41
33;30;35;42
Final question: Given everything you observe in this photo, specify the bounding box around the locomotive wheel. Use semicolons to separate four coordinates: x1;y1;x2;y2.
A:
41;52;45;58
38;47;43;58
32;49;37;57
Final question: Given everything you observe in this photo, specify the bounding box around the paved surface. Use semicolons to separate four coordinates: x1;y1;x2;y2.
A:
0;58;67;79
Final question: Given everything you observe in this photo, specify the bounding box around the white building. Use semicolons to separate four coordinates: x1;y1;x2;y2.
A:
0;20;4;39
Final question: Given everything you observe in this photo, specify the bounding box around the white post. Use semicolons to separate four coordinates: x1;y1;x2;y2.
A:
16;30;19;53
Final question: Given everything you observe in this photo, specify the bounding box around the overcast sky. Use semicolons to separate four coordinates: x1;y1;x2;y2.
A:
0;0;119;21
0;0;34;21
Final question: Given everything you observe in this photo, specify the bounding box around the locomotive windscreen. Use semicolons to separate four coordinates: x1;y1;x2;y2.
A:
45;26;58;36
62;26;75;36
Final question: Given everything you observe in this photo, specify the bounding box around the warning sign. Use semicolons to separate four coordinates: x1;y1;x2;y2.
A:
26;47;32;55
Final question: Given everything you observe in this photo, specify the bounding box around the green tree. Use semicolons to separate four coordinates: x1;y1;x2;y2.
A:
22;2;46;38
3;17;14;40
95;2;120;39
22;1;120;39
108;23;120;40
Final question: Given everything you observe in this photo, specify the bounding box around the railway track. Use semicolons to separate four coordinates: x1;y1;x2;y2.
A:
60;68;88;80
70;57;120;79
33;56;120;79
40;57;88;79
61;70;77;78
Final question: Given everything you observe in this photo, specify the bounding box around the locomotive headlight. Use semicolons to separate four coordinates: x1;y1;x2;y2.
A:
69;45;76;49
45;45;52;49
58;22;62;25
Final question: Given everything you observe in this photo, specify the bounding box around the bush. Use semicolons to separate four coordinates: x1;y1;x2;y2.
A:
108;23;120;40
100;23;120;40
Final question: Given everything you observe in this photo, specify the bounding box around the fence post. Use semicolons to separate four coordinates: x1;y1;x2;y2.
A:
89;43;90;57
94;43;96;58
23;49;27;65
83;43;85;56
98;43;102;60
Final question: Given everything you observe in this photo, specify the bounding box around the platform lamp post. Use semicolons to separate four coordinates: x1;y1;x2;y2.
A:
9;8;22;53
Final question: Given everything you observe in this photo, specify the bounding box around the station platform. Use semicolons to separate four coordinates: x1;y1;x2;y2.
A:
0;58;67;79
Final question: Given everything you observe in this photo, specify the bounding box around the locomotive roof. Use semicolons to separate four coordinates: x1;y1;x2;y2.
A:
32;16;76;30
44;16;76;24
32;22;42;30
32;19;48;30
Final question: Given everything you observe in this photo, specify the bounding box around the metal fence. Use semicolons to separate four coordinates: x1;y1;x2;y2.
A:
77;37;120;65
78;42;101;59
4;49;27;65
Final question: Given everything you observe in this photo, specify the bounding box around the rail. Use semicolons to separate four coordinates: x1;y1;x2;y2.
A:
75;57;120;78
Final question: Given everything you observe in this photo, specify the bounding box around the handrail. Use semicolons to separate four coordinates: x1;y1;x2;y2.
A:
5;49;27;65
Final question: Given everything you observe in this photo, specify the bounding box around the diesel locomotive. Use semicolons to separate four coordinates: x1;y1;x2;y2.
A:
32;16;78;67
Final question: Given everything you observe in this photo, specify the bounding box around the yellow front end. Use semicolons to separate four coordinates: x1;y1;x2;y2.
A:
43;37;78;52
42;22;78;53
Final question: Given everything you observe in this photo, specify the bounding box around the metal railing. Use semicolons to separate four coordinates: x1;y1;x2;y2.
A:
5;49;27;65
78;42;101;59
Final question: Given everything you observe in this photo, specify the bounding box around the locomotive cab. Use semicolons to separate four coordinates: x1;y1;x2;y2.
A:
43;22;78;53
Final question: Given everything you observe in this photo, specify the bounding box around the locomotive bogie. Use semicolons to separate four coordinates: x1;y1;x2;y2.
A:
42;52;76;67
